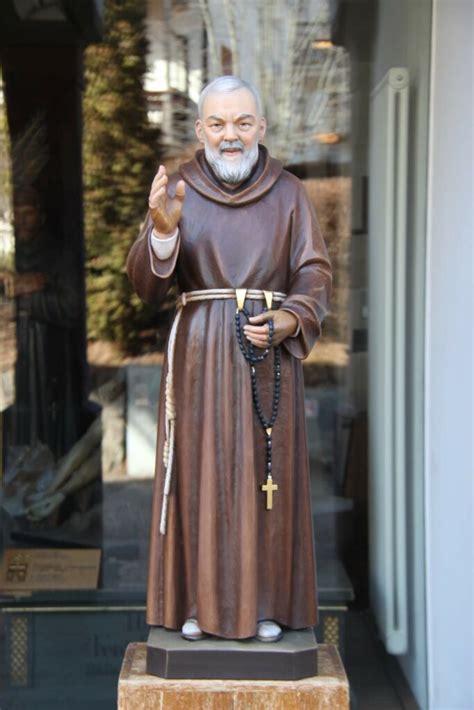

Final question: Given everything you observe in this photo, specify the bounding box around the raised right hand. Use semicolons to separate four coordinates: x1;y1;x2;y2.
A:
148;165;186;236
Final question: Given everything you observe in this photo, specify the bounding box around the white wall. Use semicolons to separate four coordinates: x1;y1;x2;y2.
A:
369;1;432;706
425;1;474;708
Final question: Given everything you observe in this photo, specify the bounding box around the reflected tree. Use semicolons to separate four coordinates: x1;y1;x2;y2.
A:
83;0;160;351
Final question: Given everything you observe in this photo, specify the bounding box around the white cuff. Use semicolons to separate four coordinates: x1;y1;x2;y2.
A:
150;228;179;260
291;322;301;338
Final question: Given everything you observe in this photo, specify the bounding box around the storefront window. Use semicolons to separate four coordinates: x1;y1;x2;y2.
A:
0;0;433;706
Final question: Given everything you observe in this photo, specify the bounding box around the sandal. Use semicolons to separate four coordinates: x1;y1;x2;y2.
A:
256;620;283;642
181;618;205;641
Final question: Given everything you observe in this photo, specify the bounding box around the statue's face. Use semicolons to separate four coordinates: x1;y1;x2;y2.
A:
14;204;42;242
195;88;267;184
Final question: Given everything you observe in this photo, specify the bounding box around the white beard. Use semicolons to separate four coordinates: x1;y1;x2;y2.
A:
204;138;260;185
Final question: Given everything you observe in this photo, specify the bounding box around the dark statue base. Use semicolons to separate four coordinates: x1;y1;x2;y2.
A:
146;626;318;680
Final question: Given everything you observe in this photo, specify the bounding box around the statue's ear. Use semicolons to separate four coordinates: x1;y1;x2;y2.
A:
195;119;205;144
258;116;267;142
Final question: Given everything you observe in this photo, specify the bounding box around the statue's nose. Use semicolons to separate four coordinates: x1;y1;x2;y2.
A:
223;124;238;142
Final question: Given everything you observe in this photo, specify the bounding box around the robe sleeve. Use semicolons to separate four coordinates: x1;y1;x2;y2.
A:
23;276;81;328
126;210;180;305
279;183;332;360
18;243;82;329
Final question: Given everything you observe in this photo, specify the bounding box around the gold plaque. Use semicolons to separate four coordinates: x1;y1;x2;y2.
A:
0;548;101;592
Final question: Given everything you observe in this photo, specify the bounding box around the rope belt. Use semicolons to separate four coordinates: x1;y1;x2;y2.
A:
159;287;287;535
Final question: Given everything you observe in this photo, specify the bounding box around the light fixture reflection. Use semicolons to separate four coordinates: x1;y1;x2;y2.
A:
312;40;333;49
313;132;341;144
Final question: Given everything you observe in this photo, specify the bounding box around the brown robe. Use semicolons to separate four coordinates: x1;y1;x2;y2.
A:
126;145;332;639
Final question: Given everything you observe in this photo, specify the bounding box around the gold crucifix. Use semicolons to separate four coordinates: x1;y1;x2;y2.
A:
261;476;278;510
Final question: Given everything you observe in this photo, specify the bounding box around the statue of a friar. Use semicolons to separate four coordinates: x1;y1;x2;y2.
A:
127;76;332;643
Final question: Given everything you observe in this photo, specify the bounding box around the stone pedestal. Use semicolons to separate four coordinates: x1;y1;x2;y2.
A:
118;642;350;709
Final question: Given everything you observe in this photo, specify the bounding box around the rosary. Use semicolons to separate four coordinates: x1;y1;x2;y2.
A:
234;289;280;510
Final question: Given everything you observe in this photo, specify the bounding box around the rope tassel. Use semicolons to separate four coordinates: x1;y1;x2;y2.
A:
159;308;182;535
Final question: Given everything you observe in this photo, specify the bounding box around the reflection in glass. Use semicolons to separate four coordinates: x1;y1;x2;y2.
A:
0;76;15;416
2;1;357;608
1;103;100;555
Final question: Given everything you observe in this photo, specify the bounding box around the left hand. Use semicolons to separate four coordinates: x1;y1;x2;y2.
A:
0;272;46;298
244;309;298;348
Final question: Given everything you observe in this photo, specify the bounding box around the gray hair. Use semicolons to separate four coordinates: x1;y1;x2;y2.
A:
198;75;263;118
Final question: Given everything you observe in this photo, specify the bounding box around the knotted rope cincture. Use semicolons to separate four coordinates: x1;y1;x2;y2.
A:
159;298;183;535
159;287;287;535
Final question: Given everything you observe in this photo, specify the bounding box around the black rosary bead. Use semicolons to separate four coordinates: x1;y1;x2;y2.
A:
235;300;282;493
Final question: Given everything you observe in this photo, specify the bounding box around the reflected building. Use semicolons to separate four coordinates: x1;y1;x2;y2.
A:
145;0;204;156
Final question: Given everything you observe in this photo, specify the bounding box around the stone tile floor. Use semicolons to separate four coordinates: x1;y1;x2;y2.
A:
345;610;421;710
